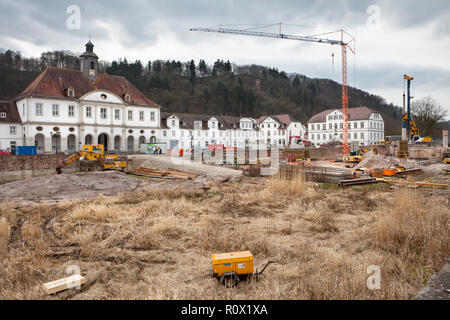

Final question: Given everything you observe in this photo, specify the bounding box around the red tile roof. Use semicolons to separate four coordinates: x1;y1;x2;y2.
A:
0;101;21;123
16;67;160;108
307;107;380;123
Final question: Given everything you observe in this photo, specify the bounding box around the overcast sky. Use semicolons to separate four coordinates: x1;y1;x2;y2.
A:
1;0;449;118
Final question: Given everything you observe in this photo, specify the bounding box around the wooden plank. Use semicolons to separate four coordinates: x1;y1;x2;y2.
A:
43;275;86;295
376;178;448;189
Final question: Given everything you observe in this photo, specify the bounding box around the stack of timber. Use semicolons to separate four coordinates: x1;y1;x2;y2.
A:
128;167;197;180
339;178;377;187
303;165;353;183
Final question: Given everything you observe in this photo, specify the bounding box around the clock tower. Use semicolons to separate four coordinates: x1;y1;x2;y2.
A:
80;40;99;81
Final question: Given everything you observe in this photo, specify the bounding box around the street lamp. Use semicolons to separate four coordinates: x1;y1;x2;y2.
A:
51;131;61;154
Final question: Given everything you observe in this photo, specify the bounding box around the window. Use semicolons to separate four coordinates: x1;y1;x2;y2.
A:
68;88;74;97
311;134;315;140
139;111;144;121
0;112;6;118
361;133;365;139
360;122;364;129
322;134;326;140
172;131;176;137
68;106;75;117
171;120;176;126
115;109;120;120
340;123;343;129
329;134;332;140
100;108;107;119
354;133;358;139
354;122;357;129
340;133;343;139
311;124;315;130
52;104;59;117
329;123;332;130
36;103;43;116
163;131;167;137
125;94;130;102
150;112;155;121
9;126;16;135
322;124;326;130
128;110;133;121
86;106;92;118
328;116;333;120
339;115;343;119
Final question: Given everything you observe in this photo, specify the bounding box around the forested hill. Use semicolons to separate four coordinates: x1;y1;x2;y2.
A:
0;49;403;135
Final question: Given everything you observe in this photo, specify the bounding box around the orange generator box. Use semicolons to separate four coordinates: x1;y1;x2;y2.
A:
212;251;254;278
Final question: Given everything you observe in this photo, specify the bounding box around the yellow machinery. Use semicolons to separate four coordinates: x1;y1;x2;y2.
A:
343;147;378;164
56;145;127;174
443;152;450;164
212;251;278;287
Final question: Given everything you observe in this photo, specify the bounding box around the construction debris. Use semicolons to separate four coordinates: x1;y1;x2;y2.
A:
127;167;197;180
43;275;86;295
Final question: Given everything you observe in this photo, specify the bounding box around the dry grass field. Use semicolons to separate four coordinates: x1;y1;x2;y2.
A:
0;173;448;300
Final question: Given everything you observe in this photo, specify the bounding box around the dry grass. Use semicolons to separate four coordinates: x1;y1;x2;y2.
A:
374;189;450;265
0;175;448;300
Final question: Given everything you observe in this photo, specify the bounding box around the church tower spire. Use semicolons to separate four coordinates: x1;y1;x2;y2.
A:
80;39;99;81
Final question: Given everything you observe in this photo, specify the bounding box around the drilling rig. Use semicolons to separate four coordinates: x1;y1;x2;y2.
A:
190;23;356;155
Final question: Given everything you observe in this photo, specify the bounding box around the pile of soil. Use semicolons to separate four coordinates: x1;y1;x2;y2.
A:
354;151;424;170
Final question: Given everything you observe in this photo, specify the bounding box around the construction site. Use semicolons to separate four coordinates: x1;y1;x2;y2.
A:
0;23;449;301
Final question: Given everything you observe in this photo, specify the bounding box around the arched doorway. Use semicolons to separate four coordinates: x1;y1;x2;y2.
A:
52;135;61;154
127;136;134;152
68;134;76;154
114;136;121;152
85;135;93;145
98;133;109;152
35;134;45;154
139;136;146;146
150;136;157;143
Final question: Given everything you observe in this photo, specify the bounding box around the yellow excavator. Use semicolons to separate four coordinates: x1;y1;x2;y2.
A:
343;147;378;164
443;152;450;164
56;144;127;174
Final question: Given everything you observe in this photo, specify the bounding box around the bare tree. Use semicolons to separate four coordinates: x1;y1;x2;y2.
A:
412;96;447;137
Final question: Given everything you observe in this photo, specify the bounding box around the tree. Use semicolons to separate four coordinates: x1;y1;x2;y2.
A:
198;59;208;77
188;60;196;84
412;96;448;137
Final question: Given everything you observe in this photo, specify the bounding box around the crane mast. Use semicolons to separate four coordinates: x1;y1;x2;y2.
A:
190;25;355;154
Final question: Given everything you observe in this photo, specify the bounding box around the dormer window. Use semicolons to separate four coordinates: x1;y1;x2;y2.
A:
125;94;131;103
0;112;6;119
67;88;75;97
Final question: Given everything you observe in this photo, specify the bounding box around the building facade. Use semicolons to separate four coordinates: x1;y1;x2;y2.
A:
11;41;161;154
307;107;384;147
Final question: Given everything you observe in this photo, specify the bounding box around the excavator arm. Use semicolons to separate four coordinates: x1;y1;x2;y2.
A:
56;152;82;174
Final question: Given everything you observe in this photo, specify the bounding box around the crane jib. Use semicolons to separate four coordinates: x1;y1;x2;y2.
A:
191;28;343;45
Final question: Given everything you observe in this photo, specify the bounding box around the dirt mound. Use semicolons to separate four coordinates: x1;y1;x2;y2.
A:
354;151;424;170
0;171;143;204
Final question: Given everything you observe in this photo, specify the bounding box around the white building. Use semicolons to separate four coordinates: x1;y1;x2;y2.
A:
160;113;306;150
307;107;384;147
0;101;22;153
9;41;161;154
